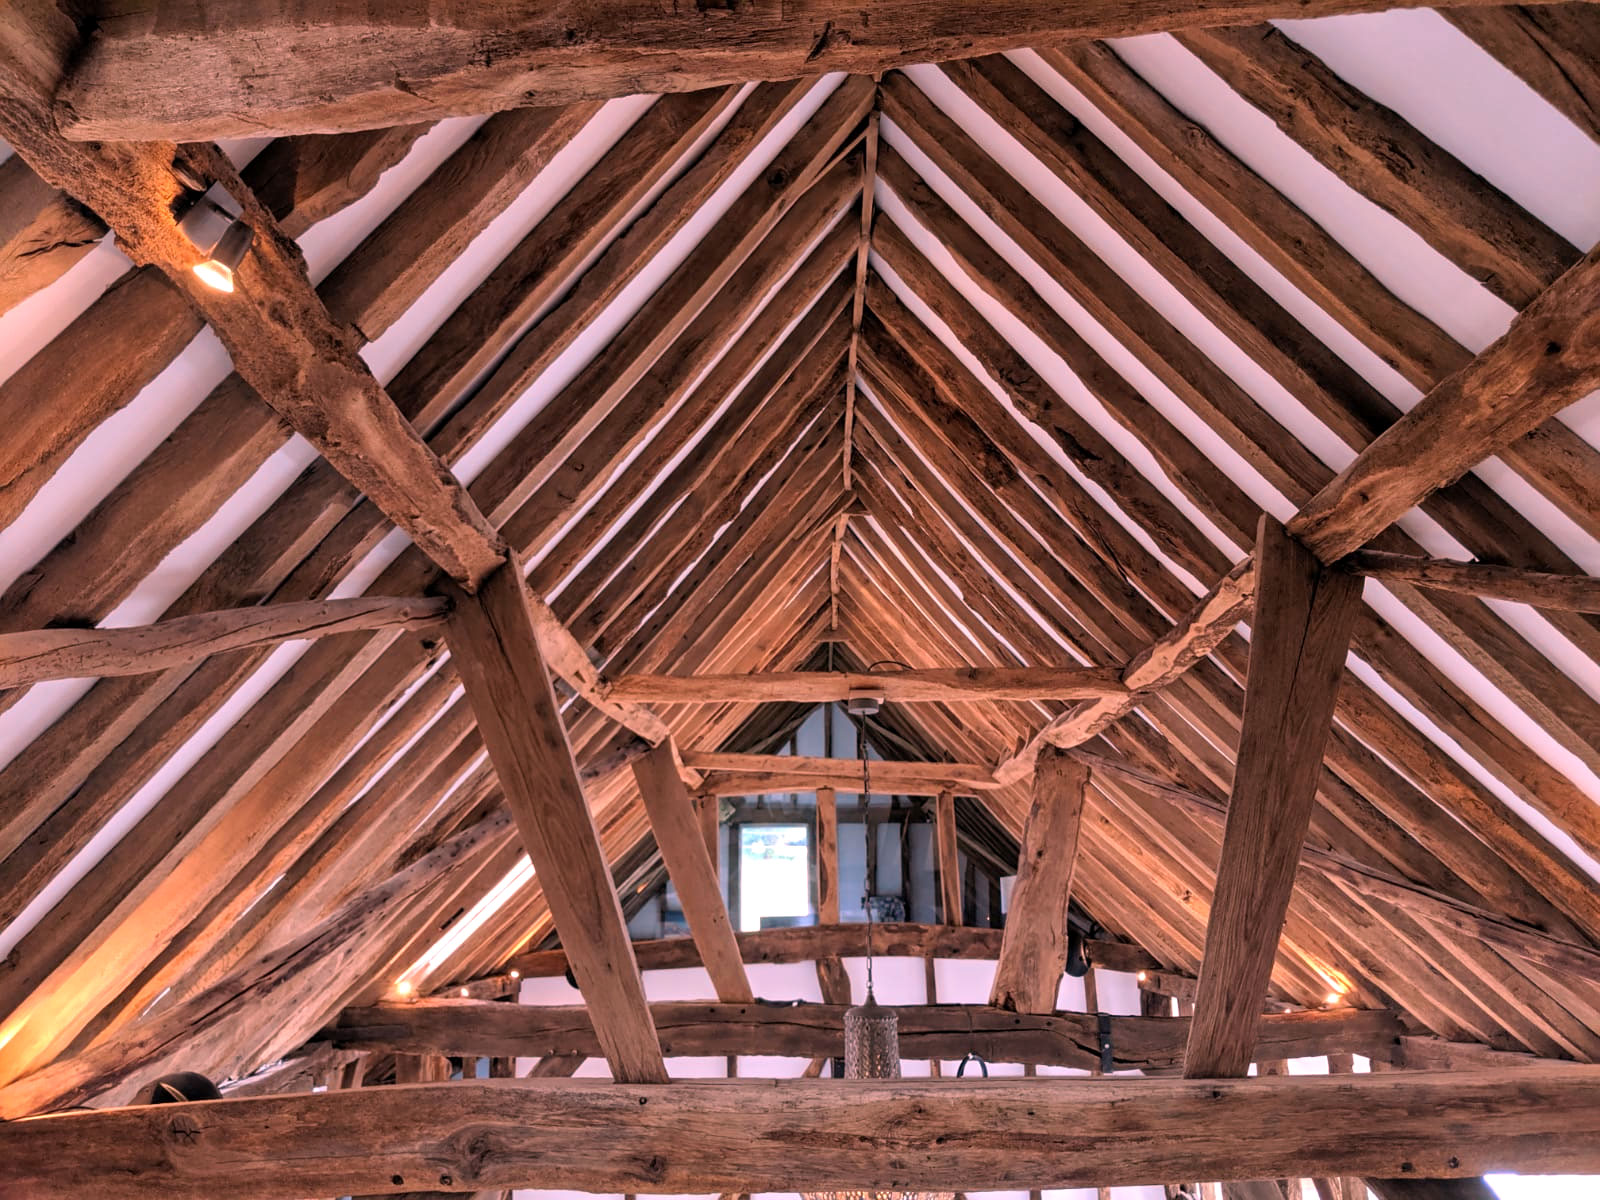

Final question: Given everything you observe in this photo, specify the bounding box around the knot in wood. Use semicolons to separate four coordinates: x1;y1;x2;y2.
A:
165;1113;202;1145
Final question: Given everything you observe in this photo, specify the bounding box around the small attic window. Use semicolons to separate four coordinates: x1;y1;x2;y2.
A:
737;823;812;932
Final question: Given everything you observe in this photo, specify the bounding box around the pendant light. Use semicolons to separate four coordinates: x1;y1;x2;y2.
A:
800;699;953;1200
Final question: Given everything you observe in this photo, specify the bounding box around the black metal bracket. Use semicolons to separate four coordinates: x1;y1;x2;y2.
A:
1097;1012;1114;1073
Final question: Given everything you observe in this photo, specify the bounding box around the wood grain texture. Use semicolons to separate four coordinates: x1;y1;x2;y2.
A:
684;752;1000;790
333;999;1404;1071
0;27;507;588
1178;23;1576;308
1442;4;1600;147
50;0;1526;140
508;922;1159;979
991;748;1091;1013
994;558;1257;784
444;554;664;1083
1291;241;1600;561
6;1068;1600;1198
0;153;102;315
1185;518;1363;1078
0;597;446;687
632;741;752;1004
935;789;962;925
611;666;1129;704
1344;551;1600;613
0;810;512;1119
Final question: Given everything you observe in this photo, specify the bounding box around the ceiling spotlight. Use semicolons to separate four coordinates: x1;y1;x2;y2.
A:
459;987;470;997
176;182;253;293
508;969;520;980
1137;970;1148;983
395;979;414;998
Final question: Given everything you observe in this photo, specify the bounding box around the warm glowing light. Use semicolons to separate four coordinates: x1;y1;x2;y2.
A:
509;969;520;980
460;987;470;997
193;259;235;292
1137;970;1148;983
1324;987;1346;1006
395;979;414;997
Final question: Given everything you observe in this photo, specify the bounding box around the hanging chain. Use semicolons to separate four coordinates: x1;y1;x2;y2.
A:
858;708;875;997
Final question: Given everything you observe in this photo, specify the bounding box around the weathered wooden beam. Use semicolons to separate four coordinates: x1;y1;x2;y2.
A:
1443;5;1600;147
0;597;447;688
0;809;513;1119
610;665;1129;704
1342;550;1600;613
506;922;1160;979
684;752;1000;793
0;8;508;590
0;153;103;315
934;789;961;925
993;558;1256;784
632;741;752;1004
991;749;1090;1013
333;1000;1404;1071
1291;241;1600;562
7;1068;1599;1199
49;1;1539;141
1185;518;1363;1078
443;554;665;1083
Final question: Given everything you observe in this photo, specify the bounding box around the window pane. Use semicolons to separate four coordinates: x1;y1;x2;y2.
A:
738;824;812;931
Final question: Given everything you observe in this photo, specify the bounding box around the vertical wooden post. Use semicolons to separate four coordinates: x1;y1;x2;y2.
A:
935;788;961;925
990;747;1091;1013
816;785;840;924
1184;517;1361;1079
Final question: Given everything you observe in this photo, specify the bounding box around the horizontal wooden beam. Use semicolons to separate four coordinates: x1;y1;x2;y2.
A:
7;1068;1599;1198
684;752;1000;794
506;922;1160;979
332;999;1404;1072
1343;550;1600;613
609;665;1129;704
53;1;1525;141
0;596;447;688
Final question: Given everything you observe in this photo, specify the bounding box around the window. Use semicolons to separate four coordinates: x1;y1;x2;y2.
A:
737;824;812;931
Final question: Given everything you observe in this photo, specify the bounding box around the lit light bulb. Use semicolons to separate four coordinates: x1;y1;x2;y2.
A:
1324;986;1346;1006
395;979;414;998
192;258;235;293
508;969;520;980
460;987;470;997
1137;970;1148;983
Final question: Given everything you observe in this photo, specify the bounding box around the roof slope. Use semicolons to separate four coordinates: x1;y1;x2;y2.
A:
0;4;1597;1108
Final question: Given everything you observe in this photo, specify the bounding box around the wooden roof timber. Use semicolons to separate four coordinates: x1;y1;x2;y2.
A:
866;155;1600;895
152;392;851;1024
841;407;1594;1031
9;1068;1600;1199
840;518;1586;1047
0;8;1594;1165
0;19;511;592
443;553;666;1083
0;91;864;1081
47;0;1532;141
333;997;1403;1071
1441;5;1600;149
881;69;1600;791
